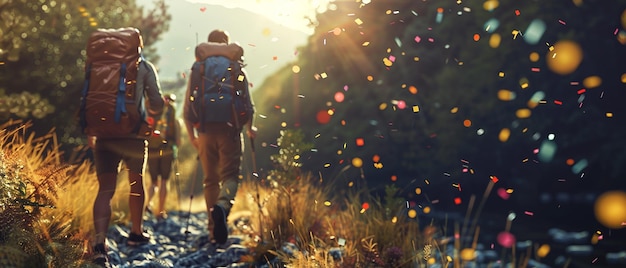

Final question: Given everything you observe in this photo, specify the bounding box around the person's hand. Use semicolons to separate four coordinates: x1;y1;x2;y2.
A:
87;136;96;149
246;126;257;139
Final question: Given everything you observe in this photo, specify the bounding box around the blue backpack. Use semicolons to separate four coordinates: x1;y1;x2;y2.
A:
186;43;252;130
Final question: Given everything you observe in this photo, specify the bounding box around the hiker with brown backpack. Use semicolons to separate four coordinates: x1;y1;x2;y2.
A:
79;27;164;267
183;29;256;245
146;93;181;221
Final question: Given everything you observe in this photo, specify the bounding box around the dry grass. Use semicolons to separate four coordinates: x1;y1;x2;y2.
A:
2;121;533;267
0;120;90;267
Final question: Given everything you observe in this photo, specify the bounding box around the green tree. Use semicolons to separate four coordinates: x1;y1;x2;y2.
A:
252;0;626;199
0;0;170;153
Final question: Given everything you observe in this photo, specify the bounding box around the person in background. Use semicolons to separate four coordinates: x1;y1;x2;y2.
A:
146;93;181;220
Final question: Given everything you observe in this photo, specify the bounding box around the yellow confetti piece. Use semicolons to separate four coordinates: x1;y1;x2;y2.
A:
512;29;520;39
354;18;363;25
450;107;459;113
391;216;398;223
237;75;245;82
415;187;422;195
320;72;328;79
362;41;370;46
583;75;602;88
383;57;393;67
529;52;540;62
489;33;501;48
412;105;420;113
606;112;613;118
379;103;388;110
499;128;511;142
323;163;331;168
324;201;332;206
408;209;417;218
497;89;516;101
516;108;531;118
292;65;301;73
519;77;529;89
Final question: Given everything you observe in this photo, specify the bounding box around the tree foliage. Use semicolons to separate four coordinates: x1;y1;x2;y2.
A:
0;0;171;151
252;0;626;202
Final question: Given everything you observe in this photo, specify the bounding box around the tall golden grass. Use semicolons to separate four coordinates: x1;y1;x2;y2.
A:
0;120;92;267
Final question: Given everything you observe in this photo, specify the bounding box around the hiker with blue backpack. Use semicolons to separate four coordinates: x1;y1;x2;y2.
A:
79;28;164;267
183;29;256;245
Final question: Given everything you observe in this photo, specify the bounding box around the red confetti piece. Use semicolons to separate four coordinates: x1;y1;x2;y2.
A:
515;10;521;16
355;138;365;146
362;202;369;210
558;19;566;25
200;7;206;12
554;100;563;105
531;67;540;72
524;211;534;216
454;197;462;205
490;175;499;183
497;188;511;200
577;88;586;94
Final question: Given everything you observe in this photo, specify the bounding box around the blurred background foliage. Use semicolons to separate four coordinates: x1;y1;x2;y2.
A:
249;0;626;218
0;0;171;150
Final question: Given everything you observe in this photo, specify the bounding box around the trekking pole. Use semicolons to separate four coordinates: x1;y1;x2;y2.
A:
249;137;264;240
184;155;200;239
173;157;182;211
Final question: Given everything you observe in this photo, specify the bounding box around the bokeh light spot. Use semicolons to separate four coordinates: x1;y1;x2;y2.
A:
352;157;363;168
594;190;626;229
546;40;583;75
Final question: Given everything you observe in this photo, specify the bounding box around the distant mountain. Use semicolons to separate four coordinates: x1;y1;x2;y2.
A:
145;0;310;88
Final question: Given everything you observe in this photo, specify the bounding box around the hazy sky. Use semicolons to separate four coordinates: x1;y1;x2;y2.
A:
137;0;325;87
186;0;331;35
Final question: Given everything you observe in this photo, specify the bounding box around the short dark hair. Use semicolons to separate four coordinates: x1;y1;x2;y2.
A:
208;30;229;44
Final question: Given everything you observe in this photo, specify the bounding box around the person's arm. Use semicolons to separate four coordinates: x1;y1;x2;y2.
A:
182;69;199;149
240;67;257;139
143;60;164;117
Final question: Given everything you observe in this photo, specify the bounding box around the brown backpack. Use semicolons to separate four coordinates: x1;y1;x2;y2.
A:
79;27;150;138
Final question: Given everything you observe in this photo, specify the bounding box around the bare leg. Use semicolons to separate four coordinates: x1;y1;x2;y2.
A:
93;173;118;245
157;178;168;216
128;171;145;235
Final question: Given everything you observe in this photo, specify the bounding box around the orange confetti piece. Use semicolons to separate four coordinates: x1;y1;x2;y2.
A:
355;138;365;146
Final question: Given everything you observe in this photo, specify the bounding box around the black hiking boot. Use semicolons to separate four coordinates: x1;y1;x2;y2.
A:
211;204;228;244
93;243;111;268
